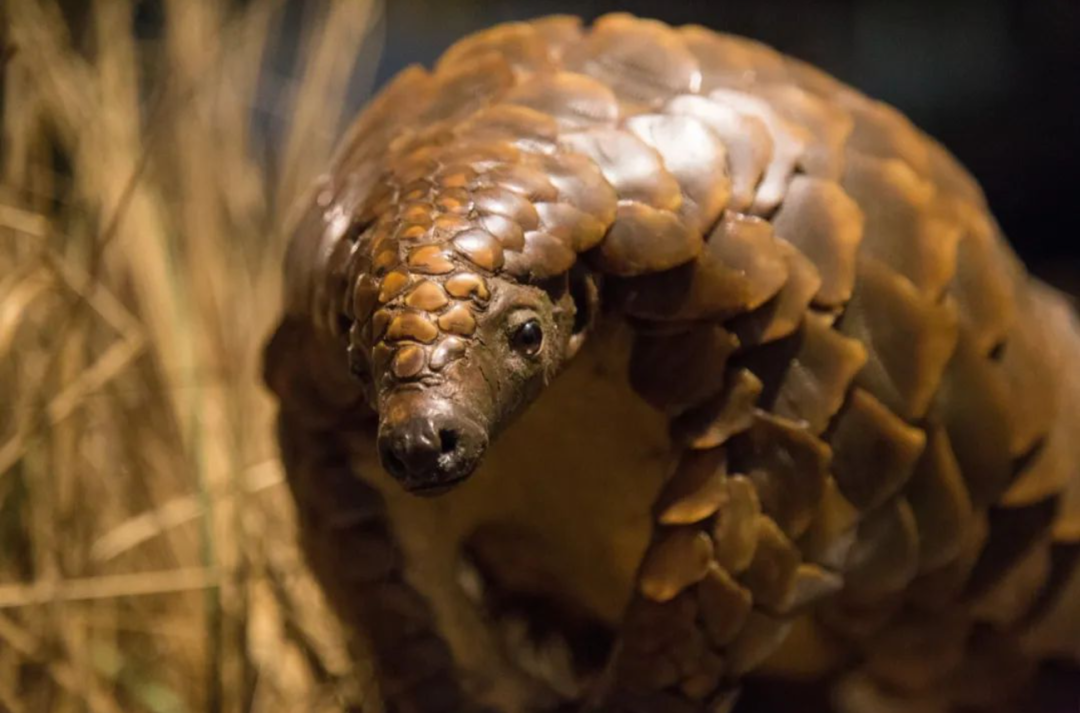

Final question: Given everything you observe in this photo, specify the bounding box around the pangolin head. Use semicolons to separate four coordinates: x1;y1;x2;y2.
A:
326;26;727;492
341;137;611;494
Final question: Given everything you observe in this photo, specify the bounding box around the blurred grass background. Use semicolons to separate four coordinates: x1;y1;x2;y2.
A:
0;1;380;710
0;1;1077;712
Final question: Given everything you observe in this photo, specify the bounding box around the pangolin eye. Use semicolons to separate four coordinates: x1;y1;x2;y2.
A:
510;319;544;356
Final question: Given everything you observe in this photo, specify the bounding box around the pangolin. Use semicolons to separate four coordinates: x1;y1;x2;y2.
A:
263;13;1080;713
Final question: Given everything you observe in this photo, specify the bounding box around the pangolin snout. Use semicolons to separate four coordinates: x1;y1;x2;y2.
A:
376;396;487;494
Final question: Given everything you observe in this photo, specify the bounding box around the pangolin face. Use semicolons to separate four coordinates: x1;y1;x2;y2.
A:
343;168;593;494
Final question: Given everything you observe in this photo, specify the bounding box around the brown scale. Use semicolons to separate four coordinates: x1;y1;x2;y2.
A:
266;12;1080;713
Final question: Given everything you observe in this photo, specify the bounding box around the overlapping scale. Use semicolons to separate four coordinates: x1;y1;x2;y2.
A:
738;515;801;613
1004;425;1071;509
421;52;515;125
454;104;560;154
934;332;1015;509
472;186;540;230
906;515;988;612
679;27;788;91
625;113;731;232
533;201;607;254
629;324;738;413
674;368;762;451
537;151;618;230
708;88;811;215
698;564;752;646
965;497;1058;601
477;213;525;251
702;212;790;309
770;175;864;307
639;527;715;602
753;83;853;180
970;543;1051;627
844;497;921;597
656;447;728;526
949;207;1021;355
666;94;773;213
564;13;702;108
591;202;702;277
782;563;844;614
906;426;975;574
996;293;1059;459
1002;286;1080;509
849;159;964;301
730;412;831;539
527;15;583;58
504;71;619;129
475;160;557;202
830;388;926;512
559;128;682;211
712;475;763;574
774;313;868;435
506;231;577;279
840;258;959;421
611;211;789;321
727;611;793;676
842;97;933;178
727;238;820;346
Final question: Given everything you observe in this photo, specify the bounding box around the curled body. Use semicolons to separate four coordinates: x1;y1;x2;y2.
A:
264;13;1080;713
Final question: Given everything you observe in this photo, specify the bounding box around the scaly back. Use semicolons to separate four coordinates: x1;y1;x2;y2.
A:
280;12;1080;707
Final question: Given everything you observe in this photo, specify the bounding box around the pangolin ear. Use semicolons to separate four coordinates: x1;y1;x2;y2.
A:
566;265;599;360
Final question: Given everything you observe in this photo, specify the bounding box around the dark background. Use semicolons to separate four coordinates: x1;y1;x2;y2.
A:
366;0;1080;283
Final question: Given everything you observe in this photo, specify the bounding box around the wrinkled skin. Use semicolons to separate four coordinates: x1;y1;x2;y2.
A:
266;12;1080;713
370;275;583;493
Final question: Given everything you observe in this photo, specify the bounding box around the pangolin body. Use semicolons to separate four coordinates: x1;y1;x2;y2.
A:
264;13;1080;713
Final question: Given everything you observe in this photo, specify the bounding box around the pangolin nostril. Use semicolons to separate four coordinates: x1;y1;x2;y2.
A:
376;402;487;491
379;440;408;480
438;428;459;455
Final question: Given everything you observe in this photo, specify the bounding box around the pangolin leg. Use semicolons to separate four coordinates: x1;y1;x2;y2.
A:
267;318;489;713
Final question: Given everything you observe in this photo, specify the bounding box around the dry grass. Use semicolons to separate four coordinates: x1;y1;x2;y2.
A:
0;1;384;710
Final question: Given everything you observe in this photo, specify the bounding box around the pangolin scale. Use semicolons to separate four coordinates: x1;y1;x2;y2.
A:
263;13;1080;713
